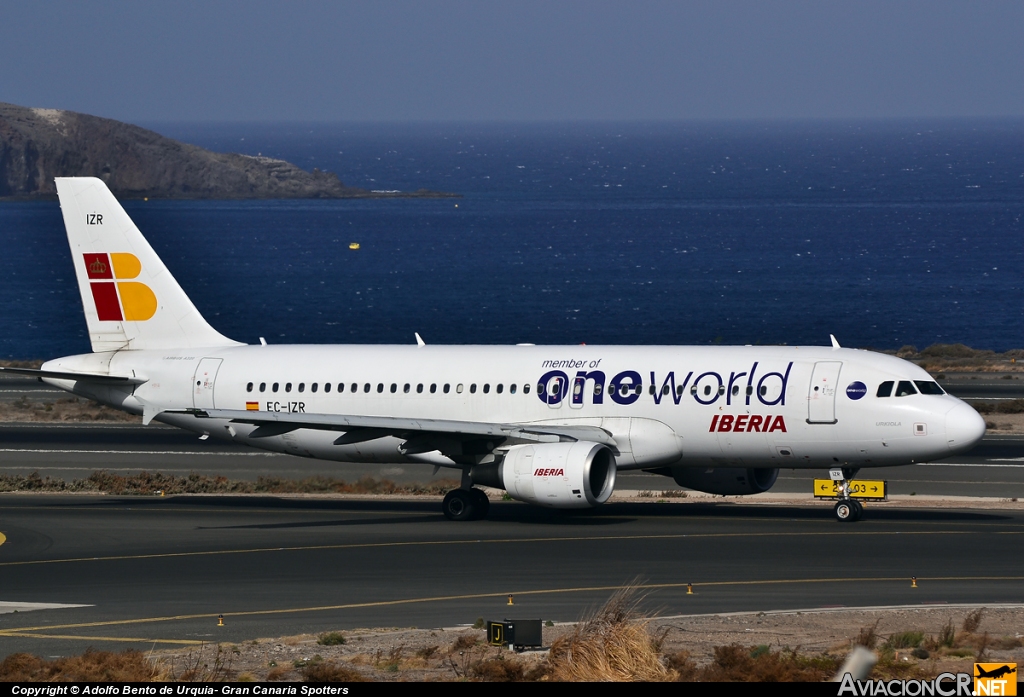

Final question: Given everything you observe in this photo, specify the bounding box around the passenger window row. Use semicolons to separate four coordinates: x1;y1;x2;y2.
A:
244;381;534;395
876;380;945;398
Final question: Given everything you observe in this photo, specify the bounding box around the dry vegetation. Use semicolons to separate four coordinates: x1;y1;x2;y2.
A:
895;343;1024;373
0;471;460;496
0;394;140;423
4;594;1021;683
0;649;163;681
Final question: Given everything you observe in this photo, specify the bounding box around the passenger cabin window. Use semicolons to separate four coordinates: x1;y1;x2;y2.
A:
353;383;360;393
246;382;253;392
470;384;477;394
746;386;753;396
457;384;464;393
497;384;503;394
444;384;450;394
731;385;740;396
298;383;305;393
416;384;423;393
483;384;490;394
524;384;531;394
324;383;331;393
876;381;894;397
403;383;410;393
510;384;517;394
759;385;767;396
377;383;384;393
895;381;917;397
285;383;292;393
430;384;437;393
259;382;266;392
272;383;279;393
311;383;317;393
390;383;397;393
363;383;371;393
914;381;944;395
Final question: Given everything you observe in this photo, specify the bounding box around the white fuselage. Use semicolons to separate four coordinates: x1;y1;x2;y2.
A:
42;343;985;472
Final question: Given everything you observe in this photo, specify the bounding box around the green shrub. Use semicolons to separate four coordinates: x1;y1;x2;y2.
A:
317;631;346;646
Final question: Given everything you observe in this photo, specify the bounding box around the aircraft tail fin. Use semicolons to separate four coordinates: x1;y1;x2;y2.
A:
55;177;243;352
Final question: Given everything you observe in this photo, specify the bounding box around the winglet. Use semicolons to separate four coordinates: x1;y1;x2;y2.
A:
415;332;425;347
830;334;841;349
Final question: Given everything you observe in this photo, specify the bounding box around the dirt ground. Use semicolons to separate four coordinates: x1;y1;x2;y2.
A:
153;605;1024;682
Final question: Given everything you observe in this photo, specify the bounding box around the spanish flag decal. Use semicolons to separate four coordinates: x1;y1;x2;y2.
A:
246;402;259;411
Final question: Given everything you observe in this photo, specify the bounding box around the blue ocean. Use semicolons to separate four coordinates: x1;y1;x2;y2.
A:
3;120;1023;359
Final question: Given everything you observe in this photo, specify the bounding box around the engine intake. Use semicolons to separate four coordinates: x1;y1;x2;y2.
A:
475;441;616;508
669;466;778;496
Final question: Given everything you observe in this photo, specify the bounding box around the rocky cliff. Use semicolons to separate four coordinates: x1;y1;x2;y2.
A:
0;103;455;199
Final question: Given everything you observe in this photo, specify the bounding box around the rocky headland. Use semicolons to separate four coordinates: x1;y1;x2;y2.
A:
0;102;458;199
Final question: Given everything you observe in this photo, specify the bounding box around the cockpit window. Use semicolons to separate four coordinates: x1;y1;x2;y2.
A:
895;380;917;397
876;381;893;398
914;380;944;395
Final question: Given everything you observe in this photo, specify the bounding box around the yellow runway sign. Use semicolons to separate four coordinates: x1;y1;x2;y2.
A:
813;479;887;500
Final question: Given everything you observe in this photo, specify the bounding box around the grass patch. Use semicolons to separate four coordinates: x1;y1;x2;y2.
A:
317;631;346;646
884;631;924;650
302;662;367;682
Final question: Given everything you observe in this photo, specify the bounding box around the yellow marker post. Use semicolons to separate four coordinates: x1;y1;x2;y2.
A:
217;614;224;626
507;594;514;606
911;577;917;589
686;583;694;595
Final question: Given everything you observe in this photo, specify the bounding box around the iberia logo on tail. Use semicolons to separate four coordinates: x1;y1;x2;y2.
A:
83;253;157;321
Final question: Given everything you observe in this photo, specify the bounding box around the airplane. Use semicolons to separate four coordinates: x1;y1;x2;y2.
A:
0;178;986;523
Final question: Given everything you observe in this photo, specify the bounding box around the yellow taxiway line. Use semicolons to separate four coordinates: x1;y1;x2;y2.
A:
2;575;1023;642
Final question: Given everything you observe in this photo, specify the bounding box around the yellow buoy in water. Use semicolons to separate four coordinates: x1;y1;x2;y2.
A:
349;243;360;250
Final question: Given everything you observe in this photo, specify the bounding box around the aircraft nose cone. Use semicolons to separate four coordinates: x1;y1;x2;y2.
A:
945;401;986;453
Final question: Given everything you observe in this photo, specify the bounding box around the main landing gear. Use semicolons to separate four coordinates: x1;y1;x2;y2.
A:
833;467;864;523
441;488;490;521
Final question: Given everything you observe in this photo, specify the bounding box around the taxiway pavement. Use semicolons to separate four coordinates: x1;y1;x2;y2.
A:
0;495;1021;657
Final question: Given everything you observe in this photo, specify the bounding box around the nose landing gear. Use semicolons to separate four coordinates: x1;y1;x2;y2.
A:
834;498;863;523
833;467;864;523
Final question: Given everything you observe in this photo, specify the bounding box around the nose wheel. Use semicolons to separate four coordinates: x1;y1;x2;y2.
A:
834;499;863;522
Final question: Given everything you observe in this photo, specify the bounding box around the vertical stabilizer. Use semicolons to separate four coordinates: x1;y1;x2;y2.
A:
56;177;243;352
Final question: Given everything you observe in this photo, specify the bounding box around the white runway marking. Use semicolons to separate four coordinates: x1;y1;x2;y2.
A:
0;602;92;615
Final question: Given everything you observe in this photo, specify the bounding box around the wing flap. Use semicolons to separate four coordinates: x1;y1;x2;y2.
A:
181;408;617;447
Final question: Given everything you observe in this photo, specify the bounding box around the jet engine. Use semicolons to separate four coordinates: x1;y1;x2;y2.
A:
668;466;779;496
472;441;616;509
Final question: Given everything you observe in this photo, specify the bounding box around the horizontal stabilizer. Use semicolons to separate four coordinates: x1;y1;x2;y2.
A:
0;366;147;385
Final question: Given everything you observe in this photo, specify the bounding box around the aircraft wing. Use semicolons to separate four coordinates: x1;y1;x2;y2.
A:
0;367;147;386
180;408;618;448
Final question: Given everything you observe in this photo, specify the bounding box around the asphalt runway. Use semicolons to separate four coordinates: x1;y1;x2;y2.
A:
0;495;1021;657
